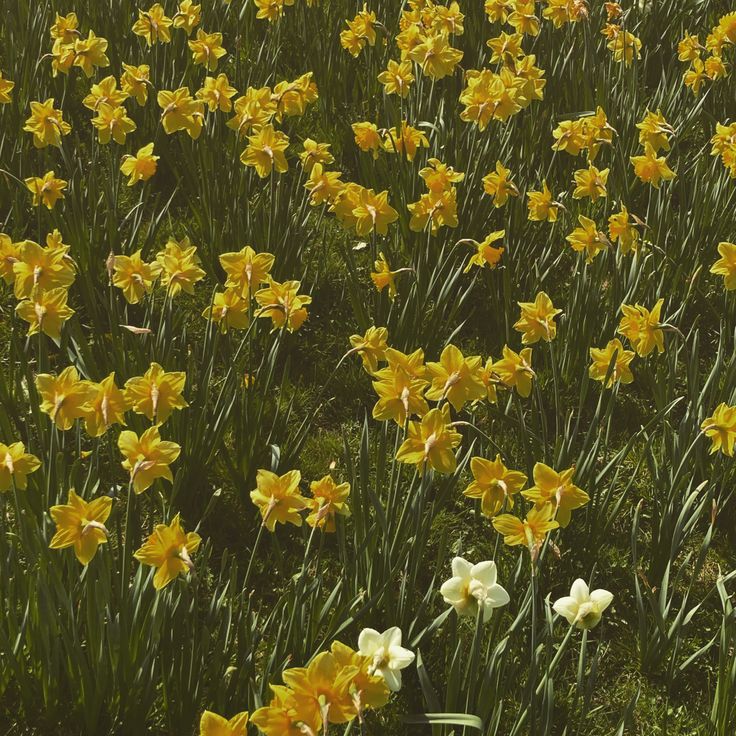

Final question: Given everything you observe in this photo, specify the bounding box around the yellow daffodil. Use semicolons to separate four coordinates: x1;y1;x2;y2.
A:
121;64;151;106
174;0;202;35
492;345;534;398
701;403;736;456
82;75;128;111
113;250;161;303
527;182;559;222
250;469;306;530
156;237;206;296
464;455;527;517
24;98;72;148
383;121;429;162
73;31;110;76
91;102;137;145
299;139;334;173
378;59;415;97
492;504;559;552
589;338;635;387
132;4;173;45
349;326;388;374
16;287;74;340
203;289;251;332
409;32;463;80
305;475;351;532
425;344;485;411
134;513;201;590
521;463;589;527
513;292;562;344
189;29;227;71
35;366;96;431
241;124;290;177
352;189;399;237
199;711;248;736
372;365;429;425
618;299;665;356
572;164;609;201
631;144;676;187
482;161;519;207
608;206;640;254
197;73;237;112
25;171;67;209
396;405;462;475
50;12;79;43
118;425;181;494
83;373;129;438
158;87;205;139
120;143;159;186
49;489;112;564
124;362;188;423
251;684;321;736
637;110;674;152
0;71;14;103
219;245;275;296
710;241;736;290
566;215;609;263
0;441;41;491
255;279;311;332
464;231;505;272
352;122;383;158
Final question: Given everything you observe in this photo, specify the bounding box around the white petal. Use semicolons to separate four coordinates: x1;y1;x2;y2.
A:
485;583;510;608
451;556;473;578
470;560;497;587
440;576;466;604
381;667;402;692
553;595;579;624
384;626;403;649
590;588;613;612
388;644;415;670
570;578;590;604
358;628;381;656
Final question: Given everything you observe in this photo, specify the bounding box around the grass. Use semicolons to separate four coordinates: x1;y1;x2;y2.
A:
1;0;736;734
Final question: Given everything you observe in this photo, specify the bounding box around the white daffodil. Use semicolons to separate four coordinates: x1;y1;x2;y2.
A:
357;626;415;692
553;578;613;630
440;557;510;622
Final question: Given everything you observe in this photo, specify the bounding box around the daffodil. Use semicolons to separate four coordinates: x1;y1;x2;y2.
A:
24;99;72;148
158;87;205;139
527;182;559;222
357;627;414;692
189;29;227;71
566;215;609;263
352;189;399;237
608;206;640;254
91;102;137;145
408;32;463;80
440;557;510;621
113;250;161;303
424;344;485;411
16;287;74;340
249;469;306;530
199;711;248;736
49;489;112;564
0;72;14;104
631;144;676;187
382;121;429;162
372;365;429;426
174;0;201;34
196;73;237;112
124;362;188;423
82;76;128;111
0;441;41;491
349;326;388;374
572;164;609;201
701;403;736;456
299;139;334;173
118;425;181;494
521;463;589;528
12;235;75;299
120;143;159;186
589;338;635;388
304;164;343;206
553;579;613;629
618;299;665;356
241;124;290;178
710;241;736;290
330;641;389;714
464;231;505;272
464;454;526;517
305;475;351;532
637;110;674;152
134;513;201;590
492;504;559;553
121;64;151;106
132;4;173;45
492;345;534;398
36;366;96;431
156;237;206;296
84;373;129;438
377;59;415;97
250;685;321;736
482;161;519;207
255;279;311;332
396;405;462;475
370;252;403;299
25;171;67;209
352;122;383;158
219;245;275;296
73;31;110;76
514;292;562;344
202;289;250;332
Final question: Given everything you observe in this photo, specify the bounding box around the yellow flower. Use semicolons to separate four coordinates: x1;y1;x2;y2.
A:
459;69;522;130
24;98;72;148
370;252;403;299
199;711;248;736
371;365;429;425
521;463;589;528
50;39;76;77
121;64;151;106
352;189;399;237
684;58;708;95
82;75;128;111
396;405;462;476
299;139;334;173
464;231;505;272
464;455;527;517
282;651;359;725
527;182;559;222
482;161;519;207
408;188;458;234
492;345;534;398
572;164;609;201
118;425;181;495
566;215;609;263
508;0;540;35
492;504;559;551
83;373;129;438
0;71;14;104
479;357;499;403
16;287;74;340
50;12;79;43
513;292;562;344
25;171;67;209
156;237;206;296
134;513;201;590
174;0;202;34
678;32;702;62
378;59;415;97
196;73;237;112
349;326;388;374
607;30;642;65
241;124;290;178
73;31;110;77
120;143;159;186
113;250;161;303
636;110;674;152
272;72;318;122
158;87;205;139
189;29;227;71
49;490;112;565
219;245;275;296
254;0;285;22
36;366;96;430
383;121;429;162
617;299;665;357
250;469;306;531
124;362;188;423
419;158;465;193
351;122;383;158
589;338;635;388
330;640;389;713
255;279;312;332
304;164;343;206
486;31;524;65
132;4;173;45
0;233;19;285
250;685;321;736
425;344;485;411
305;475;351;532
409;32;463;80
710;241;736;290
12;232;74;299
0;441;41;491
340;5;377;56
631;144;676;188
608;206;640;254
701;403;736;456
91;102;137;145
202;289;251;332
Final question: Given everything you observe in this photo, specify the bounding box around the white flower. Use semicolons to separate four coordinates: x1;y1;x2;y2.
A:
553;578;613;630
439;557;510;622
357;626;415;692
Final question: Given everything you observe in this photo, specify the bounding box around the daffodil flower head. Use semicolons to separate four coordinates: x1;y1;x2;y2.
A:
553;579;613;629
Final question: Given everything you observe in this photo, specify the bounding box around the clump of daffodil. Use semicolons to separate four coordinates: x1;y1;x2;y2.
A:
464;454;527;517
589;338;635;388
521;462;589;528
701;403;736;456
49;489;112;565
134;513;201;590
396;405;462;475
0;441;41;491
118;425;181;495
250;469;307;530
124;362;188;423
